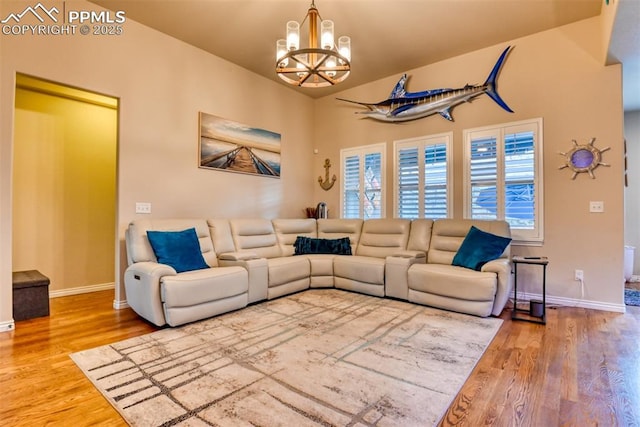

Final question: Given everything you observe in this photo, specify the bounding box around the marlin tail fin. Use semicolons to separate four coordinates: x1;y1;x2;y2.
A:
483;46;514;113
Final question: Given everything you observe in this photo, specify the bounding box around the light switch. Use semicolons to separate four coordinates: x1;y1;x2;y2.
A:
589;201;604;213
135;202;151;214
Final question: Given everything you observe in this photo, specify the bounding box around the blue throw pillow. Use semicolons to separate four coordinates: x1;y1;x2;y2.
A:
452;226;512;271
146;228;209;273
294;236;352;255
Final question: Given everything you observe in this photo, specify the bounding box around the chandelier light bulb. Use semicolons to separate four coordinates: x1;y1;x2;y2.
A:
321;20;334;49
326;57;337;77
276;39;288;67
286;21;300;50
338;36;351;61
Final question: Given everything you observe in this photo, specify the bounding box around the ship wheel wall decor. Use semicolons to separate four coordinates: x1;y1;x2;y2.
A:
558;137;610;179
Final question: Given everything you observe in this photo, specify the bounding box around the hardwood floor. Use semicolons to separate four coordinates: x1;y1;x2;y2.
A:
0;291;156;426
626;280;640;291
1;291;639;426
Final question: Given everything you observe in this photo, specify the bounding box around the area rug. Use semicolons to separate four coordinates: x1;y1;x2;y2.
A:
625;288;640;306
71;289;503;426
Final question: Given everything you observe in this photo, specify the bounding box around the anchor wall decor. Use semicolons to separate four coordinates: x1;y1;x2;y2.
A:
318;158;336;191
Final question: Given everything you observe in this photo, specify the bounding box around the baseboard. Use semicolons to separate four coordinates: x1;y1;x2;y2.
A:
113;299;129;310
515;291;626;313
49;282;115;299
0;320;16;333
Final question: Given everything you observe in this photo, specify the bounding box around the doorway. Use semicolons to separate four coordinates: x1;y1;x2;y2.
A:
12;74;118;296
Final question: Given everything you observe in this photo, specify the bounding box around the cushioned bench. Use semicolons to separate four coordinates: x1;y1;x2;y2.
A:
12;270;50;321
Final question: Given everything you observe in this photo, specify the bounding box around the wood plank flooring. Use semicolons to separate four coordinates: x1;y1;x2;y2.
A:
626;280;640;291
1;290;639;426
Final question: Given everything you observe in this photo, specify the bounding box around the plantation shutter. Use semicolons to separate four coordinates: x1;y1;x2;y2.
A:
397;147;420;218
363;152;383;219
504;131;535;230
343;154;360;219
341;143;386;219
424;143;448;219
394;134;451;219
464;118;543;243
469;136;498;220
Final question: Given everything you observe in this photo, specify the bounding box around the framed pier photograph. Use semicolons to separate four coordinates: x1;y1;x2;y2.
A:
199;112;281;178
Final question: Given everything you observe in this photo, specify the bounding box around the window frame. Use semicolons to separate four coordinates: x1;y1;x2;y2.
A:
340;142;387;219
463;118;544;244
393;132;453;219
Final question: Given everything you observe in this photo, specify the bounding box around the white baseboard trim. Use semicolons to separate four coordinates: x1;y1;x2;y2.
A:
515;291;626;313
49;282;115;299
0;320;16;333
113;299;129;310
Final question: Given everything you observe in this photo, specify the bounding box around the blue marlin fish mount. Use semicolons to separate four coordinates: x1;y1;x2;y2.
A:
337;46;514;123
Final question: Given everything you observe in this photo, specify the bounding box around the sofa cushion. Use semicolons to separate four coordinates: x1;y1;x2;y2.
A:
304;254;335;277
333;255;385;285
161;266;248;307
408;263;497;302
356;219;411;258
294;236;352;255
273;218;317;256
317;219;363;254
406;219;434;254
127;219;218;267
267;256;311;287
230;219;282;259
147;228;209;273
452;226;512;271
428;219;511;265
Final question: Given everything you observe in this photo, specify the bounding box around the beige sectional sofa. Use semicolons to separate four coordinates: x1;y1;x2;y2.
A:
124;217;512;326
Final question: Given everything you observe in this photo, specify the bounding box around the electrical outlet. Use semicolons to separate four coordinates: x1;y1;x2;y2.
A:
574;269;584;281
589;201;604;213
135;202;151;214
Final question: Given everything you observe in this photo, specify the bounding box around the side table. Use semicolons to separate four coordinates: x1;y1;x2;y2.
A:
511;256;548;324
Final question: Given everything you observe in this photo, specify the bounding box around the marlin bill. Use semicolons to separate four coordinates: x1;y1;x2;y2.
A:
337;46;514;123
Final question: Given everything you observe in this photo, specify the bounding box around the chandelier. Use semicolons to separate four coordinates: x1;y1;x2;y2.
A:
276;0;351;88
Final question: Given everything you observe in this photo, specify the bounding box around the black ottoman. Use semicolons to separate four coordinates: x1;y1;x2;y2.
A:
12;270;50;321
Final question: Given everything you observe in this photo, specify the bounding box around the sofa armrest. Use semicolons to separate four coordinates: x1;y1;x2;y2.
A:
481;258;513;316
385;254;427;300
124;262;177;326
219;251;260;261
391;250;426;260
219;257;268;303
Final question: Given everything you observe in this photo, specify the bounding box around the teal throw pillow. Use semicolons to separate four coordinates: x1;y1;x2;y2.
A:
452;226;512;271
293;236;352;255
146;228;209;273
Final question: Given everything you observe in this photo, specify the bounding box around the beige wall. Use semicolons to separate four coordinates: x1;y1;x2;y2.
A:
13;85;117;293
0;0;315;327
314;18;625;309
624;111;640;276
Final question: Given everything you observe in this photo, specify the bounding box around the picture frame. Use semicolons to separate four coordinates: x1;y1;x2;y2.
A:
199;112;281;178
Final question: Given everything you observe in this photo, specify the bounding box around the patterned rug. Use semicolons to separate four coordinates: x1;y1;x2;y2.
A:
71;289;503;426
625;288;640;306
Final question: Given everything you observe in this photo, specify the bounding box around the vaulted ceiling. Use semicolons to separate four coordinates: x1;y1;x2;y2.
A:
90;0;638;111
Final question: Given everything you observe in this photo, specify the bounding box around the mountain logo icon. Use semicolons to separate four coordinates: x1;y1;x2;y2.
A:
1;2;59;24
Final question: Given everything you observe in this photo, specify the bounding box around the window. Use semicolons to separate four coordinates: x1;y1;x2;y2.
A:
340;143;386;219
394;133;452;219
463;118;544;243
